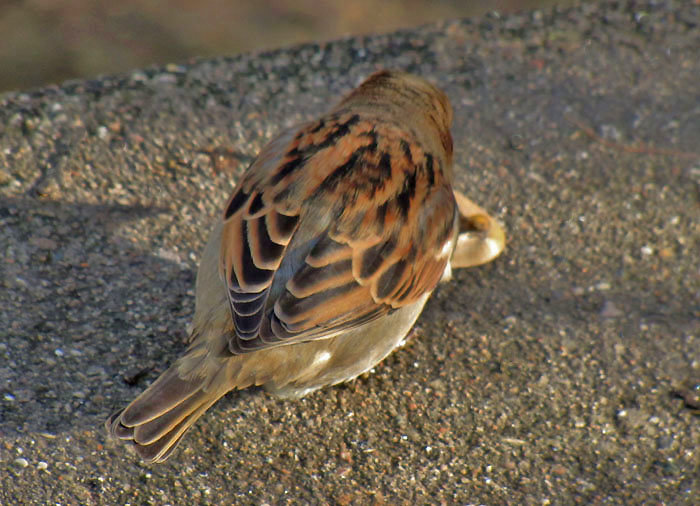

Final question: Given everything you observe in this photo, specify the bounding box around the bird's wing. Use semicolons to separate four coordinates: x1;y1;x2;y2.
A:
220;112;456;354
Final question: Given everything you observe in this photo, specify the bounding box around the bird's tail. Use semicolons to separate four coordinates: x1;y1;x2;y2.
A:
106;349;231;463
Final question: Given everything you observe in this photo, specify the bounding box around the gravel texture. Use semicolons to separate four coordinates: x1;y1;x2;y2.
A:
1;1;698;503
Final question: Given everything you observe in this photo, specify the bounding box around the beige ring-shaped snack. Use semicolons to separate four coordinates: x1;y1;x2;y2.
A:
450;190;506;269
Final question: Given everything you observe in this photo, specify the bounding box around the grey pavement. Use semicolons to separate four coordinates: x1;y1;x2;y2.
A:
1;0;698;503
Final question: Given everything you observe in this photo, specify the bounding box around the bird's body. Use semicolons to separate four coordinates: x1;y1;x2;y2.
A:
107;70;505;463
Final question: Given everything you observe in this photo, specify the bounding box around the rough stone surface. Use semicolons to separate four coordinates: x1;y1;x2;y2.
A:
1;1;698;503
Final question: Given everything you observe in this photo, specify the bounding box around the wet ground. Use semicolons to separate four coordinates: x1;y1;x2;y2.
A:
1;0;698;503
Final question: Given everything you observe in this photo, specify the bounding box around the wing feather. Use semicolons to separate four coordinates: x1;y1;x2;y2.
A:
220;113;456;355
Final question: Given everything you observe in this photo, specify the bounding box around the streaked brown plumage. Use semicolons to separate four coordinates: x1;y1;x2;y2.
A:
107;70;505;463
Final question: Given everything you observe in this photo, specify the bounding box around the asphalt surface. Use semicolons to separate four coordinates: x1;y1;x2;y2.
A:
1;1;698;503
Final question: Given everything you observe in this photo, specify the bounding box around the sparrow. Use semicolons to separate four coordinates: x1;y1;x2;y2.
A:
107;70;505;463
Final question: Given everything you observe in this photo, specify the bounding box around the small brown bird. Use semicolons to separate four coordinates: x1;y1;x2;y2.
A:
107;70;505;463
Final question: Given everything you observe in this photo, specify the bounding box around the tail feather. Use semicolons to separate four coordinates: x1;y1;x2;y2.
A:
107;362;228;463
120;366;202;427
132;388;220;446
